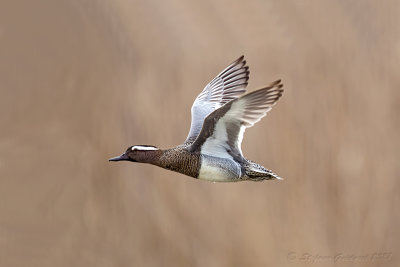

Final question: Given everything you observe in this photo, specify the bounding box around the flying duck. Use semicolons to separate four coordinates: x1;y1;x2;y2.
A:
109;56;283;182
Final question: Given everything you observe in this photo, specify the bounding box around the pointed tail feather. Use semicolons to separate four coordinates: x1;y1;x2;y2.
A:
244;160;283;181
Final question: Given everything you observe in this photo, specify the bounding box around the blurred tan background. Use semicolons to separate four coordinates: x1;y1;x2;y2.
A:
0;0;399;266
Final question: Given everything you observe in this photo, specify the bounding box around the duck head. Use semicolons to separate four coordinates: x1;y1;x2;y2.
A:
109;145;160;163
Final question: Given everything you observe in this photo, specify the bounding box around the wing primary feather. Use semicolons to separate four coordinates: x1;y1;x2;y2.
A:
185;56;250;143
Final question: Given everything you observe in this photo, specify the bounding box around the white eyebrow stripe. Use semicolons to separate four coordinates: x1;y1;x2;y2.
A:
132;146;158;151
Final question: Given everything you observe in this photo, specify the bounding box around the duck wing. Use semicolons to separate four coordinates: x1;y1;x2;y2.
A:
185;56;249;143
188;80;283;159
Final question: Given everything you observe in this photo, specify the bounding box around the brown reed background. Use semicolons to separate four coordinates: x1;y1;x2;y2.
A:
0;0;399;266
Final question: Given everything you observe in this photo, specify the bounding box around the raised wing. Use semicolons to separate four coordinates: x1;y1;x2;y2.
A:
185;56;249;143
188;80;283;159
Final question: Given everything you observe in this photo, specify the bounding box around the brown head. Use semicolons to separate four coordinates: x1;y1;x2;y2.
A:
109;145;161;163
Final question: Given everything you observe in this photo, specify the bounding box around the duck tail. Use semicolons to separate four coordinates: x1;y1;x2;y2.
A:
244;160;283;181
247;171;283;181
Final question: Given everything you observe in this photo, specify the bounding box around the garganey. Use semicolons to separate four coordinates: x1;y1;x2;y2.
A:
109;56;283;182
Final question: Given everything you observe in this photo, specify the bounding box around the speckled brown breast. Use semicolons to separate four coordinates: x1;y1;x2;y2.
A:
156;145;201;178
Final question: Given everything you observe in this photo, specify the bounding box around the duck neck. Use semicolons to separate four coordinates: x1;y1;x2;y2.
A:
137;149;164;164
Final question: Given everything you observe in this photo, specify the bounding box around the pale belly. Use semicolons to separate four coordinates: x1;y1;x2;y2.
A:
198;155;242;182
